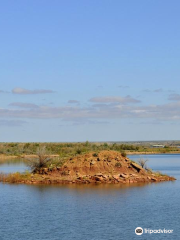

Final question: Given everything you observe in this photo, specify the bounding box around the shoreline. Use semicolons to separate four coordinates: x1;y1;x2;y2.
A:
0;152;180;160
126;151;180;155
0;172;176;185
0;154;59;160
0;150;176;185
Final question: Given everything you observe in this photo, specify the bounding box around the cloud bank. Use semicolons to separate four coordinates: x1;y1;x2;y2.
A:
1;100;180;121
1;94;180;125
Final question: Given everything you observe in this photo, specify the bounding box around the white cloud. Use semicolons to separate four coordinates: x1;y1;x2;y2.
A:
68;100;80;104
154;88;163;93
168;94;180;101
0;102;179;121
89;95;140;104
12;88;55;94
142;88;163;93
9;102;39;108
1;97;180;123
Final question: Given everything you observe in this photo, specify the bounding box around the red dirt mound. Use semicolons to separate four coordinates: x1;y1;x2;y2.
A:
35;150;175;184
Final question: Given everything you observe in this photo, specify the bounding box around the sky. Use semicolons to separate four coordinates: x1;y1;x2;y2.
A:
0;0;180;142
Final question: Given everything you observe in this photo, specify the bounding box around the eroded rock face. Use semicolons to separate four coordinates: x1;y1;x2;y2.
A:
130;162;144;172
120;173;129;179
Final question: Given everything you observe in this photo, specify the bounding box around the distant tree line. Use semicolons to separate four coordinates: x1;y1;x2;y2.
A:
0;141;179;157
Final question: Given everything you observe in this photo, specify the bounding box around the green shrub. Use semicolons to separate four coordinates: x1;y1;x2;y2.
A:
76;149;82;154
92;153;98;157
115;162;122;168
121;151;127;157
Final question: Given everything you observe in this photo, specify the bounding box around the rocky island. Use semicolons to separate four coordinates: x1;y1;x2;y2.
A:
1;150;176;184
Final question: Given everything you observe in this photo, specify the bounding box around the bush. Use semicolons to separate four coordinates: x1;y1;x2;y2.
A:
138;158;148;169
27;146;51;173
6;172;21;183
76;149;82;155
146;168;152;173
92;153;98;157
154;171;166;177
115;162;122;168
121;151;127;157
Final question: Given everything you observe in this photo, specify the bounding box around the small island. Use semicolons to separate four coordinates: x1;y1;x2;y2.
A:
0;150;176;185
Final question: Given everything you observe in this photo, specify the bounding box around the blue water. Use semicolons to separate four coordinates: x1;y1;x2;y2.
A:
0;159;27;174
0;154;180;240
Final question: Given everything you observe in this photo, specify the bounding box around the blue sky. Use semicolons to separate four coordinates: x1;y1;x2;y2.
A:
0;0;180;142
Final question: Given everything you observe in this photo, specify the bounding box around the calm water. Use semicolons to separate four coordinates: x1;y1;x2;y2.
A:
0;159;28;174
0;154;180;240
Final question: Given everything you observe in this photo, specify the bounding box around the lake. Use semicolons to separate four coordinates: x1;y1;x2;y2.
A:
0;154;180;240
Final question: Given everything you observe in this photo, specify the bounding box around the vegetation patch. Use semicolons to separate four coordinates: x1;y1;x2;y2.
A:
115;162;122;168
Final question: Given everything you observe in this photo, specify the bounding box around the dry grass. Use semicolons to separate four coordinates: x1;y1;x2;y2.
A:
0;171;31;183
154;171;168;177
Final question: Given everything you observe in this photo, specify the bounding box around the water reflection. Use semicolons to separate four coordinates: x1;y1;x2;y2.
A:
0;154;180;240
